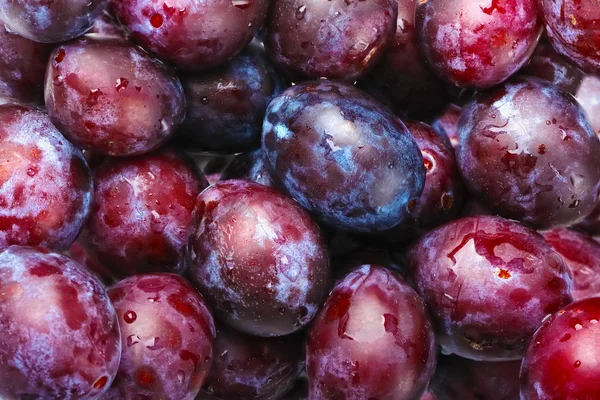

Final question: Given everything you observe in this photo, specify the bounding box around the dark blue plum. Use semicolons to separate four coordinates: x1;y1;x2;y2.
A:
220;149;274;187
262;81;425;233
175;44;286;154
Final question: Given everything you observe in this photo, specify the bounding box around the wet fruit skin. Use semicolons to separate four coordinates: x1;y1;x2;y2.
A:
0;0;108;43
0;104;93;251
175;44;286;154
104;273;215;400
406;215;573;361
85;148;208;279
220;149;275;187
383;121;464;243
432;104;462;149
0;27;53;105
538;0;600;75
543;227;600;301
264;0;397;82
575;74;600;138
415;0;541;89
0;246;121;399
188;180;331;337
110;0;269;71
457;77;600;229
520;297;600;400
262;80;426;233
45;35;185;157
430;355;520;400
306;264;437;400
201;323;304;399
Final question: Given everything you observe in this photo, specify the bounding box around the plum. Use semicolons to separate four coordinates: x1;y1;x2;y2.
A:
220;149;274;187
575;74;600;138
432;104;462;148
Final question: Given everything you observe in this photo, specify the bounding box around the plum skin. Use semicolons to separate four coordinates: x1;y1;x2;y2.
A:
406;215;573;361
262;80;425;233
0;246;121;399
104;273;215;400
187;179;331;337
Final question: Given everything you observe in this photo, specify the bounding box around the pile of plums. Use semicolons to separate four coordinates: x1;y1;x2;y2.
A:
2;0;600;398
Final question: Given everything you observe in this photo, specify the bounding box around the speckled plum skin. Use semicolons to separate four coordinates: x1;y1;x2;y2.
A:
576;74;600;138
430;355;520;400
221;149;275;187
45;35;185;157
201;323;304;399
406;215;573;361
0;105;92;251
360;0;454;118
85;148;208;278
432;104;462;148
0;246;121;399
538;0;600;75
415;0;541;88
306;265;437;400
262;81;425;233
383;121;464;243
457;77;600;229
0;27;53;105
188;180;331;337
521;297;600;400
111;0;269;70
264;0;397;82
176;44;286;154
0;0;108;43
104;274;215;400
521;39;584;94
543;227;600;301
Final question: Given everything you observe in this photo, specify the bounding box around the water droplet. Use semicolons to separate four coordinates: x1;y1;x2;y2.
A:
574;360;581;368
150;13;164;28
53;75;64;86
231;0;253;8
26;167;38;177
127;334;140;347
124;310;137;324
546;120;551;125
116;77;129;92
278;306;286;315
295;5;306;20
177;370;185;383
54;49;66;64
201;96;209;105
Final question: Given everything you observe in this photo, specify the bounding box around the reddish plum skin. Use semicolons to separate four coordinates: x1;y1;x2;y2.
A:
306;265;437;400
45;35;185;157
202;324;304;399
406;215;573;361
105;274;215;400
383;121;464;243
85;148;208;278
262;81;426;233
0;246;121;399
520;39;584;94
415;0;541;89
0;0;108;43
188;180;331;337
0;27;53;105
360;0;454;118
457;77;600;229
543;227;600;301
430;355;520;400
538;0;600;74
90;13;126;39
0;105;92;251
521;297;600;400
111;0;269;70
220;149;275;187
421;392;438;400
176;44;286;154
264;0;397;82
575;74;600;138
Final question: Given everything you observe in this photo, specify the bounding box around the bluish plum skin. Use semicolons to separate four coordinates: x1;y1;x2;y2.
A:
307;265;437;400
175;44;286;154
406;215;573;361
520;297;600;400
0;0;108;43
415;0;541;89
264;0;397;82
543;227;600;301
0;105;93;251
104;274;215;400
201;323;304;399
0;247;121;399
262;81;426;233
110;0;269;70
188;180;331;337
220;149;275;187
85;148;208;279
432;104;462;148
430;355;520;400
45;35;185;157
457;77;600;229
383;121;464;243
0;27;53;105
